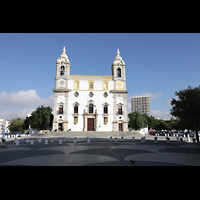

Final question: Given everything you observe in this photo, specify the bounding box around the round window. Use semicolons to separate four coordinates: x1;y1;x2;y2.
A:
74;92;79;97
104;92;108;98
89;92;94;97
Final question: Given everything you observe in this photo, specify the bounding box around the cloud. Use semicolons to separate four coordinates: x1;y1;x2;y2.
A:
0;90;54;120
134;91;162;101
150;108;172;120
0;90;54;107
165;98;172;106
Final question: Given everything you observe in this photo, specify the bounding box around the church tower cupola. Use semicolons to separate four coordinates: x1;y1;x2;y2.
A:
55;46;71;89
112;49;126;90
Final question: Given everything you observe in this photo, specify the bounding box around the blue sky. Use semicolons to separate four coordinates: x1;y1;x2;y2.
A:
0;33;200;120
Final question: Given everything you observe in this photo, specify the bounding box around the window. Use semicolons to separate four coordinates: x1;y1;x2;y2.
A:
61;66;65;76
118;106;122;115
104;117;108;124
89;103;93;113
74;117;78;124
90;82;93;89
75;82;79;89
103;92;108;98
74;92;79;97
104;105;108;114
89;92;94;97
74;104;78;113
117;68;121;77
103;81;108;90
59;105;63;114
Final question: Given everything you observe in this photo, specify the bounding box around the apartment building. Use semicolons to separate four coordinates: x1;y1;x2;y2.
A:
131;96;150;116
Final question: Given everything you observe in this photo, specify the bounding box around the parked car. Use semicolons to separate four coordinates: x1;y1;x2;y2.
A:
158;131;170;136
149;131;155;135
178;131;185;137
13;132;22;137
155;131;160;136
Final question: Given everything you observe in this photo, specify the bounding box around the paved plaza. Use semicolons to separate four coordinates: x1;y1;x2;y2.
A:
0;132;200;166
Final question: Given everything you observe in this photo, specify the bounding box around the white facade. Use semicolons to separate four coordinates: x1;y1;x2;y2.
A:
52;47;129;132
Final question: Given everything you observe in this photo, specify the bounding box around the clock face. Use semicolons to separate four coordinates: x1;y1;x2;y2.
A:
59;79;65;87
116;81;123;88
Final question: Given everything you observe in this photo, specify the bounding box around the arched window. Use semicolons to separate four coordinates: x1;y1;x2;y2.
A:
89;103;93;113
61;66;65;76
74;104;78;113
59;105;63;114
118;106;122;114
104;105;108;114
117;68;121;77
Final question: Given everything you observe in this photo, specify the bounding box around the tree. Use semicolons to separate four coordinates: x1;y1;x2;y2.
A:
171;86;200;143
28;105;53;131
155;120;170;131
142;114;158;129
128;111;147;130
8;118;26;133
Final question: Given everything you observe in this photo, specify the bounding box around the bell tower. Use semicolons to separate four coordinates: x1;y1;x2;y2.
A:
112;49;126;90
52;47;71;132
111;49;129;132
54;46;70;89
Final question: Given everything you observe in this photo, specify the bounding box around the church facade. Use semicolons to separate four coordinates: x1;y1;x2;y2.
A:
52;47;129;132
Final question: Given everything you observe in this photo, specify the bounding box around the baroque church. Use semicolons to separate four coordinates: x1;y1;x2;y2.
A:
52;47;129;132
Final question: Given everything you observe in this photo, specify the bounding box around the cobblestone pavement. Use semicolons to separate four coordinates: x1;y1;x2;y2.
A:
0;134;200;166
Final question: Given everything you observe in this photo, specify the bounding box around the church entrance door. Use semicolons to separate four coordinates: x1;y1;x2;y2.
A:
119;123;123;131
87;118;94;131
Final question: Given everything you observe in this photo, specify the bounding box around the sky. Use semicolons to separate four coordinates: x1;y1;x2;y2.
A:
0;33;200;120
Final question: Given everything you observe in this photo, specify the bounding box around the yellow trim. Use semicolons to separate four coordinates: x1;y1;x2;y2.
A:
70;90;111;92
69;75;113;80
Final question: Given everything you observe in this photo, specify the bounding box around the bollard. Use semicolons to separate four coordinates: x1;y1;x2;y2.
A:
167;137;170;143
132;137;135;141
193;138;196;143
26;138;30;143
154;137;157;143
74;137;77;144
63;137;66;142
121;136;124;141
1;139;5;147
16;140;19;145
87;137;90;144
51;138;53;143
141;137;144;143
30;139;34;145
110;137;112;142
14;138;17;144
187;134;190;142
45;139;48;145
38;138;42;143
59;139;62;144
114;137;117;143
